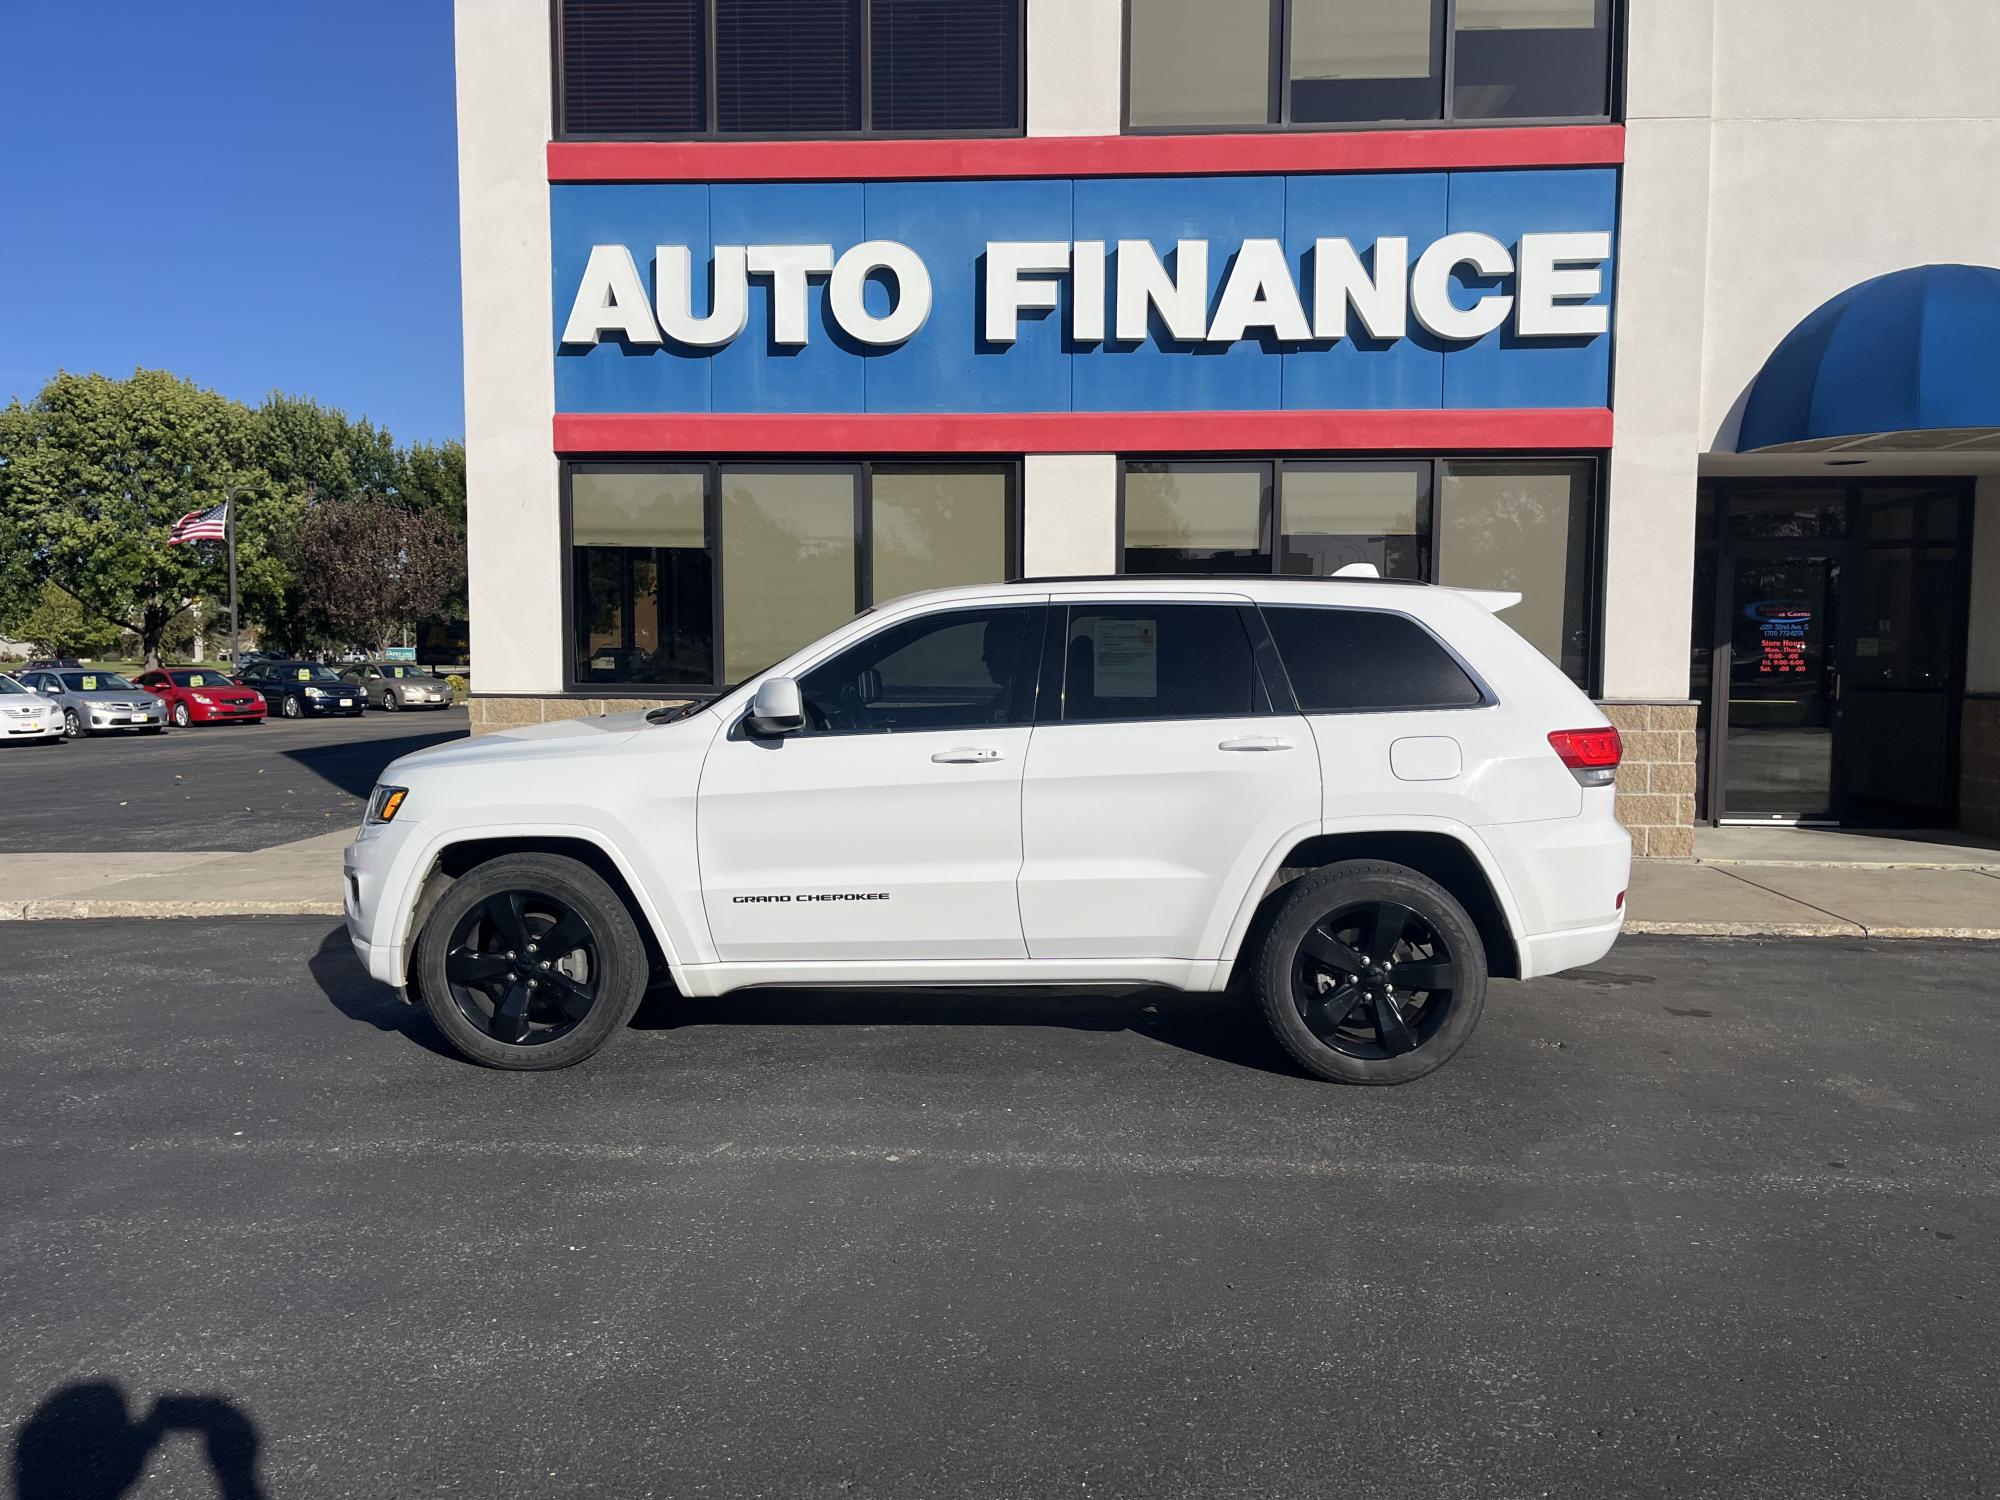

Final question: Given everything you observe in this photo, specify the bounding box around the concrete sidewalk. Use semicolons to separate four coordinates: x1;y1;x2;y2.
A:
4;827;1999;938
0;830;349;920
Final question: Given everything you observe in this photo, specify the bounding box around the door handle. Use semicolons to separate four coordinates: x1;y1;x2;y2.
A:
1219;735;1293;752
931;746;1004;764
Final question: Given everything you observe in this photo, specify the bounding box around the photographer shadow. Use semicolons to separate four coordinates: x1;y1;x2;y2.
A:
13;1380;265;1500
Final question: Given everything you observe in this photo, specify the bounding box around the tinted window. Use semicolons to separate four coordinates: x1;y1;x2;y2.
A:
1263;606;1484;712
559;0;1020;137
560;0;706;135
798;606;1040;734
871;0;1020;132
60;672;139;692
1059;605;1269;722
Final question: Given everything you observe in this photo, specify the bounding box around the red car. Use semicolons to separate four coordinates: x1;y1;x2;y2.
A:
135;668;268;727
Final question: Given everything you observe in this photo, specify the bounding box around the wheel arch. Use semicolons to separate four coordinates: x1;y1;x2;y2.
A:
399;832;682;1001
1223;828;1522;989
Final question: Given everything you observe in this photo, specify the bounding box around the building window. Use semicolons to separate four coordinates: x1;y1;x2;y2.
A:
1124;0;1615;131
1120;456;1598;688
557;0;1024;139
566;461;1019;692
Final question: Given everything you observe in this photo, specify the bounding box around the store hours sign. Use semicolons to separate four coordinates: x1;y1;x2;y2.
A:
552;168;1618;416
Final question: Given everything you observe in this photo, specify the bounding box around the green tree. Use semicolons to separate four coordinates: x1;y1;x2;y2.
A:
399;438;467;530
13;582;125;659
0;370;275;670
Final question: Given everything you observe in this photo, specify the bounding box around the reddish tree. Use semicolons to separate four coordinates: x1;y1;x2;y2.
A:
287;497;466;655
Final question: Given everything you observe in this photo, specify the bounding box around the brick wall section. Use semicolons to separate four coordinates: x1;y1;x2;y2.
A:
468;695;691;735
1963;696;2000;837
1599;702;1698;859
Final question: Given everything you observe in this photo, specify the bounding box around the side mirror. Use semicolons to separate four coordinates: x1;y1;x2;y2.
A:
745;677;805;737
41;683;60;696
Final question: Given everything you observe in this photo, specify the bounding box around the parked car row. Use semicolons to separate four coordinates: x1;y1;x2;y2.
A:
0;660;458;743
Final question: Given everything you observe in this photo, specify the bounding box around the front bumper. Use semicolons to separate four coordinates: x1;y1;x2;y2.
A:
3;717;60;737
345;820;423;993
87;709;165;731
191;702;266;722
300;698;364;715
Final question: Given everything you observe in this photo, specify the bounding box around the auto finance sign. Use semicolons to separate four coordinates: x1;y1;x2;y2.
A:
552;168;1617;416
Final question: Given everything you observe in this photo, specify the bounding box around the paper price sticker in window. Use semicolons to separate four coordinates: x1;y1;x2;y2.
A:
1093;618;1158;699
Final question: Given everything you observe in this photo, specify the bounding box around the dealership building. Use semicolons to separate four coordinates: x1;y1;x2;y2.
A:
454;0;2000;850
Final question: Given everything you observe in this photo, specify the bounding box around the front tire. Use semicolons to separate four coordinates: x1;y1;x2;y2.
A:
172;702;192;728
414;853;648;1071
63;708;84;739
380;689;398;711
1252;861;1487;1086
282;695;301;719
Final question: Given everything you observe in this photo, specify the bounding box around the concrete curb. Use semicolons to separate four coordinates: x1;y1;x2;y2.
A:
0;900;344;921
1626;919;2000;940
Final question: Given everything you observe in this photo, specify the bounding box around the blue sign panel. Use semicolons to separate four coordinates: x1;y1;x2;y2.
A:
552;168;1617;416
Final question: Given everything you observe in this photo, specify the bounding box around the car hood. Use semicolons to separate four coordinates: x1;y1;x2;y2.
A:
386;708;659;778
67;690;159;705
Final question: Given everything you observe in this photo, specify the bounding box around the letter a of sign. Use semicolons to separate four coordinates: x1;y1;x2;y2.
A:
560;245;663;346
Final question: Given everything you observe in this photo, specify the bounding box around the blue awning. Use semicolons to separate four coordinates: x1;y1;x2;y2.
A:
1736;263;2000;452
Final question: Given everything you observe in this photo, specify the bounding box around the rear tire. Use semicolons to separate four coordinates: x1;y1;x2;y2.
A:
414;853;648;1071
1252;860;1487;1086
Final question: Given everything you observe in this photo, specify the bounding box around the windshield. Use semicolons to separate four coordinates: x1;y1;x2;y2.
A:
380;665;427;679
171;671;227;688
0;675;27;695
60;671;138;692
276;665;344;683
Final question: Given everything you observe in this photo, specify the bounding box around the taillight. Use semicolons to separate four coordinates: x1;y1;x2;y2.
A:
1548;727;1622;788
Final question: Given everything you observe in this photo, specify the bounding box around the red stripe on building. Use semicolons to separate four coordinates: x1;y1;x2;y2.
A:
548;126;1624;185
554;409;1613;456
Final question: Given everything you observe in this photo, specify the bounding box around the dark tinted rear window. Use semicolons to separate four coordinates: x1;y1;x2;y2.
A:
1058;604;1270;722
1263;606;1485;713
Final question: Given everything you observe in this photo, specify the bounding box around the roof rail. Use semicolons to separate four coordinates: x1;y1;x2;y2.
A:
1008;573;1432;587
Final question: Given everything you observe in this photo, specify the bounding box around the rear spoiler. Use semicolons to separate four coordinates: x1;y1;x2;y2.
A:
1328;563;1520;614
1455;589;1522;614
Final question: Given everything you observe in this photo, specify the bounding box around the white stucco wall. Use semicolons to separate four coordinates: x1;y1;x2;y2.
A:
455;0;559;695
1022;455;1118;576
1026;0;1122;137
1604;0;2000;701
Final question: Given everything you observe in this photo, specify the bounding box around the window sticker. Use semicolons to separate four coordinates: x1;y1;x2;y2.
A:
1092;618;1158;699
188;673;209;686
80;675;99;691
296;668;312;681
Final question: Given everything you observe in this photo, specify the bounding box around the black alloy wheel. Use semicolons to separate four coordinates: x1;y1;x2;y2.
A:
443;891;603;1047
1292;901;1458;1061
1251;860;1488;1085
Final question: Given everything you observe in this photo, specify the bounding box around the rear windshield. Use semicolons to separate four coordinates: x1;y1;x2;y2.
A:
59;671;138;692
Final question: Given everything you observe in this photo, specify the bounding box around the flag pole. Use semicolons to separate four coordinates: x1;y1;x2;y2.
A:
226;485;240;667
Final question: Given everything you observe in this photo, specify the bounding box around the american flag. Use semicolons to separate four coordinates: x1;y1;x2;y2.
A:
167;501;230;545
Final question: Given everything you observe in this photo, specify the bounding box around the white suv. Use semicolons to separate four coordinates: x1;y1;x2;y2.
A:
344;576;1629;1083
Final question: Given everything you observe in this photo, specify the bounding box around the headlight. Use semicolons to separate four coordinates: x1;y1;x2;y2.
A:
366;785;409;825
192;693;215;705
304;686;326;698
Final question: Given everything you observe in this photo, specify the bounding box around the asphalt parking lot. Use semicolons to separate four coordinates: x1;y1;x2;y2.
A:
0;708;467;852
3;922;1995;1498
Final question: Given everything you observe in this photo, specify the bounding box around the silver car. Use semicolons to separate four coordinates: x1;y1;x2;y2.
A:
341;663;454;711
0;672;65;744
18;668;168;738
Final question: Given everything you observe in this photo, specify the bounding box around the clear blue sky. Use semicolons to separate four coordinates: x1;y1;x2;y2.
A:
0;1;464;444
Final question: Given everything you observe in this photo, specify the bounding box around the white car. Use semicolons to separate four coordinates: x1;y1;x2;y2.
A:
0;672;64;744
345;576;1630;1083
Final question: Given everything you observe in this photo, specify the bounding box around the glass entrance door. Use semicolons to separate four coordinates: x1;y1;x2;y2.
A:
1722;552;1840;821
